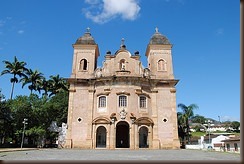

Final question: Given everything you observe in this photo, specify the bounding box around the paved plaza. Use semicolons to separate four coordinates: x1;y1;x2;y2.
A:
0;148;241;162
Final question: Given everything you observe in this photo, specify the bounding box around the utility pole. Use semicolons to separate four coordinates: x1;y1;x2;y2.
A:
207;120;211;146
21;118;28;149
205;119;212;147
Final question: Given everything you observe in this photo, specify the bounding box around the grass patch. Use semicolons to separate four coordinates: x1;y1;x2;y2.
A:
191;131;206;137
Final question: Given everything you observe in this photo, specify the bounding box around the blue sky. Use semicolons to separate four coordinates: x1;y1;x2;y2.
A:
0;0;240;122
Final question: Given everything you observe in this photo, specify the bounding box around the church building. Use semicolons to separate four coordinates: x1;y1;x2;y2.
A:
64;28;180;149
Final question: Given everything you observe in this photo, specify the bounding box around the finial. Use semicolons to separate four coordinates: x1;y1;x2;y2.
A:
86;27;90;33
155;27;159;33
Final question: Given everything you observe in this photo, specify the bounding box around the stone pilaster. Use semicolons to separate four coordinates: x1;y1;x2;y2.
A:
86;86;95;148
151;89;160;148
64;86;75;148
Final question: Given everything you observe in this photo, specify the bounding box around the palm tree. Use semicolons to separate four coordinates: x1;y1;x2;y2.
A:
48;75;68;97
177;103;199;145
40;78;51;97
20;69;44;94
1;56;28;99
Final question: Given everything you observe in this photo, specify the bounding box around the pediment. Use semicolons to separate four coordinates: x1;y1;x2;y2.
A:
92;117;111;124
114;49;131;57
135;117;154;125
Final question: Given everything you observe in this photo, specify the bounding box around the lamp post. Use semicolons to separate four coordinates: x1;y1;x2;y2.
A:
206;120;212;146
21;118;28;149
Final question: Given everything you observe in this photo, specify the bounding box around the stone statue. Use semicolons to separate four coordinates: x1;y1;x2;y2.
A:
121;62;125;70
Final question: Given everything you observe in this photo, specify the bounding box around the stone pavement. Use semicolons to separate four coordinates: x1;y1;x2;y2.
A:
0;148;241;161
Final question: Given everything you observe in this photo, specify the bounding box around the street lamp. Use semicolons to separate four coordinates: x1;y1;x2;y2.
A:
205;120;212;146
21;118;28;149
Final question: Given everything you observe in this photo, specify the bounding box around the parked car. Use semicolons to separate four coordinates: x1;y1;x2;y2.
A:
44;143;58;148
207;146;213;150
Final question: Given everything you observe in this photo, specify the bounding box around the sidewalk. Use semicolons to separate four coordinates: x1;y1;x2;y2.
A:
0;148;38;153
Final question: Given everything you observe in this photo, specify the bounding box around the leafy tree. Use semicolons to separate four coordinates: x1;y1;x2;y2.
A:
0;89;4;101
9;95;33;145
230;121;240;132
5;90;68;147
20;69;44;94
177;103;199;145
1;56;28;99
190;115;206;124
0;91;12;145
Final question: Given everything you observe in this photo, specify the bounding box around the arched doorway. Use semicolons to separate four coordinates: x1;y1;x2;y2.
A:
96;126;106;148
116;121;129;148
139;126;149;148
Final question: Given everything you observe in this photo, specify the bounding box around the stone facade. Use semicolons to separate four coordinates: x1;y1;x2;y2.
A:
64;28;180;149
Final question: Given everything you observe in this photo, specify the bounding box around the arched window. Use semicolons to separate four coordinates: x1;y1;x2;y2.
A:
157;59;167;71
119;59;126;70
139;96;147;108
80;59;88;70
98;96;106;108
119;95;127;107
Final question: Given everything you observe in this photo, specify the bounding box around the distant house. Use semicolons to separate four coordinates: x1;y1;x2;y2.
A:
221;136;240;153
208;125;227;132
211;135;229;151
190;122;229;133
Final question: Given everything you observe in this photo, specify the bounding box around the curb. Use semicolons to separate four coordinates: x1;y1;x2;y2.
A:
0;148;38;153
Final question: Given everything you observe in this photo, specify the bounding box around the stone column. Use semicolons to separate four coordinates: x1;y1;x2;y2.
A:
110;121;115;149
92;124;96;149
135;124;139;149
149;125;153;149
106;124;110;149
130;122;135;149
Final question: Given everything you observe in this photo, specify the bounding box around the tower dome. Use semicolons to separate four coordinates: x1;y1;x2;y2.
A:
149;27;171;45
74;27;96;45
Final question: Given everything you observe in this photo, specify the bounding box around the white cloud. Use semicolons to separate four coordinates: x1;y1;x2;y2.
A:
216;28;224;35
85;0;101;5
164;0;185;4
83;0;141;24
221;115;240;122
0;20;6;27
17;30;24;34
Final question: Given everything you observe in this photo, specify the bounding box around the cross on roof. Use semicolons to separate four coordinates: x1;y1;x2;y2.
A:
121;38;125;45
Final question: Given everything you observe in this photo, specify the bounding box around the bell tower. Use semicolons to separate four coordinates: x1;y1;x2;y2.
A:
71;28;99;79
145;27;174;79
